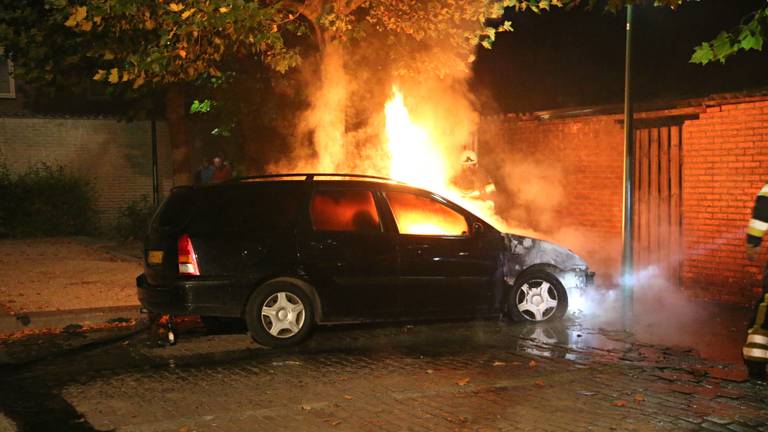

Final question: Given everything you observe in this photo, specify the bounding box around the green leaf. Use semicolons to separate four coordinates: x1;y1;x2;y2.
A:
690;43;714;65
710;31;737;62
189;99;213;114
211;127;231;136
740;33;763;51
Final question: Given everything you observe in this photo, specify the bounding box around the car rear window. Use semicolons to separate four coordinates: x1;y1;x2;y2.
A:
154;187;196;230
310;189;381;233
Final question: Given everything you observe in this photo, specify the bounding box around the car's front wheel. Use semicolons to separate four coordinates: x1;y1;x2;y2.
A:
245;281;314;347
507;270;568;322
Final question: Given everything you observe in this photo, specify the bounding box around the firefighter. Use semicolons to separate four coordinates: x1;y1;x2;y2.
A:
745;182;768;380
453;150;496;200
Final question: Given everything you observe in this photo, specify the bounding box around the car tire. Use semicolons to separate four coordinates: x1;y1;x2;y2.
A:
245;281;314;347
507;270;568;323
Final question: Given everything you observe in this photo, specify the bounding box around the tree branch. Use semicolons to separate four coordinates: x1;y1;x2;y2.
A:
342;0;367;15
281;0;324;48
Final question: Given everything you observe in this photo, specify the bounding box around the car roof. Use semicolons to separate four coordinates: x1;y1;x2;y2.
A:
169;175;500;233
236;173;405;184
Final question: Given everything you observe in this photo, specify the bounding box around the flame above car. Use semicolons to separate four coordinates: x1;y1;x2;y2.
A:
383;86;506;234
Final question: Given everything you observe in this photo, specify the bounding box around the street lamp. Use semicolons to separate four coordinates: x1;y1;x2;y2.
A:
621;4;635;332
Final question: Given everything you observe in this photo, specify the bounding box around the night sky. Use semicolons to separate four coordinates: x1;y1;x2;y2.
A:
471;0;768;114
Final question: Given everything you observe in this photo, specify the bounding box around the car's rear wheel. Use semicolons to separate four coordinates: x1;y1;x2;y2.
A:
507;270;568;322
245;281;314;347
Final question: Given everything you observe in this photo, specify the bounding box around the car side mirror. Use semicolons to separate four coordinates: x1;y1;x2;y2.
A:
471;221;484;236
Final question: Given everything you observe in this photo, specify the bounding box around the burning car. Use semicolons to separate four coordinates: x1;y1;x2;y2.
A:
136;174;593;347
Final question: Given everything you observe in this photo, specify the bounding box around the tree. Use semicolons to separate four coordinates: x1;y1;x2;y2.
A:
691;2;768;64
1;0;302;184
266;0;530;172
7;0;712;182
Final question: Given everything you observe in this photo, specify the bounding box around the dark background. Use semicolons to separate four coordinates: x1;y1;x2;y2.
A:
471;0;768;114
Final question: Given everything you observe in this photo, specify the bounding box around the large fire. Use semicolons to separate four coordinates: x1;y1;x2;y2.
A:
385;88;451;195
383;86;507;233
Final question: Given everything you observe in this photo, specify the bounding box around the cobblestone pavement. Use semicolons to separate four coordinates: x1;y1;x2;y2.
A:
1;318;767;432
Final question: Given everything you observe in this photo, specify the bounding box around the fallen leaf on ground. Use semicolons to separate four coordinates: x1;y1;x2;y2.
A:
634;394;646;402
426;369;434;374
528;360;537;368
611;400;627;407
492;361;506;366
301;405;312;411
456;377;470;386
534;380;545;386
343;395;353;400
178;426;189;432
330;420;342;426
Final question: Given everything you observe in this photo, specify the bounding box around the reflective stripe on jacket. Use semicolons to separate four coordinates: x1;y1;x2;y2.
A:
747;183;768;248
745;293;768;361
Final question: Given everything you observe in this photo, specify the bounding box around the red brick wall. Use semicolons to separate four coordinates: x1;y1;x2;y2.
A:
681;101;768;304
482;97;768;304
480;115;625;284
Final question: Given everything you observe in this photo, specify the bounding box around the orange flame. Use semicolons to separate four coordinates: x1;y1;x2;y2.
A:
385;88;451;194
383;86;508;233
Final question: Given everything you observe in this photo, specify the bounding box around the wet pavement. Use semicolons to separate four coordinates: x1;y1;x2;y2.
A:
1;309;767;432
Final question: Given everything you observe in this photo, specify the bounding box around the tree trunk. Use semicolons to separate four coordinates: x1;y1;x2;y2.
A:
164;84;192;186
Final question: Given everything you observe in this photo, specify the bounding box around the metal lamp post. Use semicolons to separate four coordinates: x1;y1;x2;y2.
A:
621;5;635;332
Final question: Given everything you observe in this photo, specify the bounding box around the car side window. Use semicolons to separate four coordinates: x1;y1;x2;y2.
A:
190;186;303;234
385;191;469;236
310;189;382;233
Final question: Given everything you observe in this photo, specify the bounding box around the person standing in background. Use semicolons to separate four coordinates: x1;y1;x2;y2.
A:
211;156;232;183
744;182;768;380
194;158;214;185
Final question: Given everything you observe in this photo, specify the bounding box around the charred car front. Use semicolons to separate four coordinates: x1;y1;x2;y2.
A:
137;174;594;347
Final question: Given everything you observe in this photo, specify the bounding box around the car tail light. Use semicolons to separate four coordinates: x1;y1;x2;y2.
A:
177;234;199;276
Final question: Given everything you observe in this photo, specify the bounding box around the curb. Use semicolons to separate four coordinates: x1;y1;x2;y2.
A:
0;318;150;367
0;305;143;334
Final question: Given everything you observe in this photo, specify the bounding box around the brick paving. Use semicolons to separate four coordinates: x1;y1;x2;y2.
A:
1;320;767;431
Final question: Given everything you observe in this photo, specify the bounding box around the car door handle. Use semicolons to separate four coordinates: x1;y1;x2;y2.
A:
309;239;338;250
406;244;429;255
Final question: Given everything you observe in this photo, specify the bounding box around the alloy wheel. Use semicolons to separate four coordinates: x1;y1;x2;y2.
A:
516;279;559;321
261;292;306;338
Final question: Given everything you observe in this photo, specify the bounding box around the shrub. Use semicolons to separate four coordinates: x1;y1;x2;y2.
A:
0;162;98;237
113;195;157;240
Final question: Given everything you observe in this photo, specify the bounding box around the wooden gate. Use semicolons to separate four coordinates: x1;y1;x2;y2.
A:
633;124;683;284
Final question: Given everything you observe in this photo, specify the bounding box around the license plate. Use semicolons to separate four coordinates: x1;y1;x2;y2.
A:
147;250;164;265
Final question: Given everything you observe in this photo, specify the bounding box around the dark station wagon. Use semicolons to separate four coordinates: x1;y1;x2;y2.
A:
137;174;594;346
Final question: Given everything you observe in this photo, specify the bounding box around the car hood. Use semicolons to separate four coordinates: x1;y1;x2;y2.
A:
501;233;587;275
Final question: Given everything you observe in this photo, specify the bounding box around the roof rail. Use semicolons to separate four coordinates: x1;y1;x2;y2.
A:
231;173;405;184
